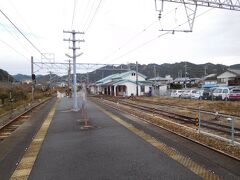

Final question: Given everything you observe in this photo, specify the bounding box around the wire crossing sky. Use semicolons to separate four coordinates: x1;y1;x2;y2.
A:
0;0;240;75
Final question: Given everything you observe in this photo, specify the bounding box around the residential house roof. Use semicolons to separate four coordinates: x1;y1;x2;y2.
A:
228;69;240;76
148;77;173;81
173;77;190;82
204;74;217;81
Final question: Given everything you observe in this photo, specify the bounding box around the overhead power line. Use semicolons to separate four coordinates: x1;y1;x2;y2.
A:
0;22;32;56
84;0;104;33
0;38;30;61
78;0;92;29
82;0;97;31
71;0;78;29
102;6;181;64
7;0;48;53
0;8;45;56
106;8;214;64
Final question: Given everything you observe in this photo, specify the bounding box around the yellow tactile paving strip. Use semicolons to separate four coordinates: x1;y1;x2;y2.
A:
10;101;57;180
98;105;221;180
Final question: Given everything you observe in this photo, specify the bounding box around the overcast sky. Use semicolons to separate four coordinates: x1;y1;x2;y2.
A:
0;0;240;75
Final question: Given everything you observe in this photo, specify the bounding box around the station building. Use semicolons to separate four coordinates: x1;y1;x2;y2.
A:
94;70;152;96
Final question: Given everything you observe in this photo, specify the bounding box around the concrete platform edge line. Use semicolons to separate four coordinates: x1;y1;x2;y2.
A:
95;103;221;180
9;100;58;180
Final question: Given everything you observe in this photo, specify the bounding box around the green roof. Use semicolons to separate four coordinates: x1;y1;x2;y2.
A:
95;70;147;85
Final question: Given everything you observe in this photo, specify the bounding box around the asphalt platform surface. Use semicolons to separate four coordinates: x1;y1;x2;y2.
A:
28;97;202;180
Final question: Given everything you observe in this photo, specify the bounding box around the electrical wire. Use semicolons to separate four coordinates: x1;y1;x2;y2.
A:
7;0;48;53
0;38;30;61
102;6;181;64
82;0;97;31
105;7;214;64
78;0;92;30
84;0;104;33
0;8;45;57
0;22;33;56
71;0;78;29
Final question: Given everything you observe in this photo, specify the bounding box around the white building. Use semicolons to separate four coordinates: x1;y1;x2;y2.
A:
148;75;173;96
217;69;240;86
95;70;152;96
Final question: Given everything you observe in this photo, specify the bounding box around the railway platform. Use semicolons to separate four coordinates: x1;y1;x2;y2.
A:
2;97;240;179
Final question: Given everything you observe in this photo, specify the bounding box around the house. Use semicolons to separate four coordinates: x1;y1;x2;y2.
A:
173;77;190;84
190;78;201;84
148;75;173;96
148;75;173;85
217;69;240;86
95;70;151;96
202;74;218;88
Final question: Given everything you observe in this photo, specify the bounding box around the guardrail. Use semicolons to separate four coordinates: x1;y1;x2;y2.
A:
195;110;239;145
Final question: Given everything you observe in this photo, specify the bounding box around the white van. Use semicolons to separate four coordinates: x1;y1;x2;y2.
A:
212;87;230;101
170;90;184;98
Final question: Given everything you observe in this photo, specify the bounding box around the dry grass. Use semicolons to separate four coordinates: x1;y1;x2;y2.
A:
135;96;240;116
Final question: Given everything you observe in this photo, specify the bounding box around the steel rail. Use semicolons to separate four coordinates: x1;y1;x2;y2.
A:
91;97;240;161
0;97;52;131
97;96;240;137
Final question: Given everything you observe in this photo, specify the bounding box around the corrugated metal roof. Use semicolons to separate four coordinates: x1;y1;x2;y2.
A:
95;70;147;84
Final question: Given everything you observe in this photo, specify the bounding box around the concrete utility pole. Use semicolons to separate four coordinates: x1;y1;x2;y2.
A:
31;56;34;103
136;61;139;96
204;65;207;76
154;65;156;85
63;30;84;111
68;59;71;97
184;62;187;89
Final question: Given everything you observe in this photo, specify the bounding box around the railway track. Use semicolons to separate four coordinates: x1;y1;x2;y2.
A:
134;98;240;119
0;97;52;141
95;96;240;138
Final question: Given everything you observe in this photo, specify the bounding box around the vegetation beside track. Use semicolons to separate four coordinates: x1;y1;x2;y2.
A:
134;96;240;116
0;83;52;116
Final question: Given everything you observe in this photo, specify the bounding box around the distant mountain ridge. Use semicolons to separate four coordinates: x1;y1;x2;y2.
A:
87;62;239;82
13;74;31;81
1;62;240;83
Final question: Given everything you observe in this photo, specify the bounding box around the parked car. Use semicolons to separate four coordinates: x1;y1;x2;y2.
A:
212;87;231;101
191;89;203;99
229;88;240;101
201;88;215;100
180;89;195;99
170;90;184;98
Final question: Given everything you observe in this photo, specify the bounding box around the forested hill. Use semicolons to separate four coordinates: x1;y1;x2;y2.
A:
0;69;14;82
1;62;240;83
87;62;240;82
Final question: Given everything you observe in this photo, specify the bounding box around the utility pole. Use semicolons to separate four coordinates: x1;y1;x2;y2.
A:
63;30;84;111
154;65;157;95
204;65;207;76
68;59;71;97
136;61;139;96
31;56;35;103
184;62;187;89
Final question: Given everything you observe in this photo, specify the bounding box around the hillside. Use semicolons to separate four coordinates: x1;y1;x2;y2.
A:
0;69;14;82
3;62;240;83
86;62;237;82
14;74;31;81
